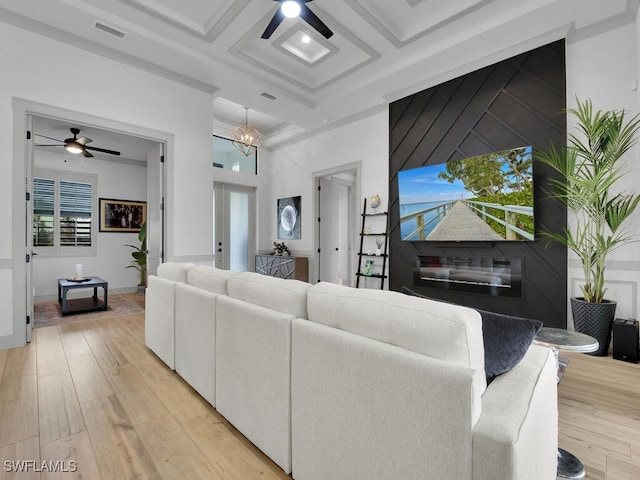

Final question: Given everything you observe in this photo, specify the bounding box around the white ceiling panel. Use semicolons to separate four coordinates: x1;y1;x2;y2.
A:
1;0;637;145
120;0;251;40
125;0;229;34
352;0;495;44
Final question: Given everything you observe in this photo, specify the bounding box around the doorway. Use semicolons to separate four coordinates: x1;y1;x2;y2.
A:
13;99;168;346
213;182;256;272
314;163;360;286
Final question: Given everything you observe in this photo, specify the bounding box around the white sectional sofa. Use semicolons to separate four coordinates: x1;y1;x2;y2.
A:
144;261;193;369
145;263;558;480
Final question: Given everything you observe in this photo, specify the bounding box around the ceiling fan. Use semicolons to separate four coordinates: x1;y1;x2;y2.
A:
262;0;333;40
35;128;121;158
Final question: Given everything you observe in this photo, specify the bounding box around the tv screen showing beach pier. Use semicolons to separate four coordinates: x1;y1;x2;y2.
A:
397;146;535;242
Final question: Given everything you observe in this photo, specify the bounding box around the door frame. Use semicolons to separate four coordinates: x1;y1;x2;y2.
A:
11;98;172;348
312;162;361;286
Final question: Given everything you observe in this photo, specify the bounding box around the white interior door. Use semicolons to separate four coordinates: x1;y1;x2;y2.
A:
318;176;352;285
319;177;337;283
213;182;255;272
146;143;164;276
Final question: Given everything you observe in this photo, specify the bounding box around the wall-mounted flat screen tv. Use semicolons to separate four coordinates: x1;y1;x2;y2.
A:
397;146;534;242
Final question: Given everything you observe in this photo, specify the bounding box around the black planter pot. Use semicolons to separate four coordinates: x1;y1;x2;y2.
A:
570;297;617;356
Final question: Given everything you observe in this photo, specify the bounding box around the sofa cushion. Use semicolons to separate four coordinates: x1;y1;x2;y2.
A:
402;287;542;384
156;262;194;283
307;282;486;410
227;271;310;319
187;265;233;295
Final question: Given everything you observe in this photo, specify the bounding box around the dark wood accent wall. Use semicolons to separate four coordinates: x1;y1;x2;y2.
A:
389;40;568;327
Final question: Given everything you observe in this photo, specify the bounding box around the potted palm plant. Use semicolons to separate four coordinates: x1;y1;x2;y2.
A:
126;221;147;294
536;98;640;355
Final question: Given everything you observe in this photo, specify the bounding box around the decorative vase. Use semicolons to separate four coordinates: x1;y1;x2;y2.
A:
570;297;616;356
375;248;382;256
368;194;381;210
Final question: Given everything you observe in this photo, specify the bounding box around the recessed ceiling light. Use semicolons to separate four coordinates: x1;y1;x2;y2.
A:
278;29;334;64
281;1;301;18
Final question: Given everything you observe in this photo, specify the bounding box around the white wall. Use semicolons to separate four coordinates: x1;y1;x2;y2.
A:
566;22;640;321
32;150;148;300
1;22;215;346
260;110;389;285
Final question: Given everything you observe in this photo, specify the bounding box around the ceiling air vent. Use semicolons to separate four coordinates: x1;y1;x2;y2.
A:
260;92;277;101
94;22;127;39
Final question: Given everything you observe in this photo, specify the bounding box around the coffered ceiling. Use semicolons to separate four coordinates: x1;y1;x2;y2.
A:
1;0;637;147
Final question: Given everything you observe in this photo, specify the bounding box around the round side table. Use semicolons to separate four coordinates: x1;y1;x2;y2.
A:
534;327;599;353
534;327;599;480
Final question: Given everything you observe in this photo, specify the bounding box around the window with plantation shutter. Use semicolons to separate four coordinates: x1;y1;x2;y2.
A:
32;170;96;255
60;180;92;246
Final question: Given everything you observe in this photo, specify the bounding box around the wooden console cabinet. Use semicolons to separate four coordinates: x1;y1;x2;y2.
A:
255;255;309;282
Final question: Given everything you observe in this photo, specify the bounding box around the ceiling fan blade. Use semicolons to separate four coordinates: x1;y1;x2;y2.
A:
35;144;63;147
76;136;93;145
34;133;64;143
82;149;94;158
299;4;333;39
261;7;285;39
85;145;121;156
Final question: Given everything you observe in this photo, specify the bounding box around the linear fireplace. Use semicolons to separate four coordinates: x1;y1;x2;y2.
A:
413;255;522;298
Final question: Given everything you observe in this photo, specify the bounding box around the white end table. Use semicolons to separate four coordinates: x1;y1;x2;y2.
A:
534;327;599;480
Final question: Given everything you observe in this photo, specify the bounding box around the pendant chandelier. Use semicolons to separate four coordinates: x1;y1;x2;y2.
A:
232;107;261;156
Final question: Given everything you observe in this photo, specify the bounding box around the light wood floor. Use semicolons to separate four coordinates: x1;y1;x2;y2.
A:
0;294;638;479
0;294;289;480
558;351;640;480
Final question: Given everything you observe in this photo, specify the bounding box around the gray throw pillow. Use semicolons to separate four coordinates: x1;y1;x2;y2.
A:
401;287;543;384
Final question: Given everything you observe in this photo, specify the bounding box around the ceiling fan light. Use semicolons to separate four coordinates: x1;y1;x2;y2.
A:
281;1;301;18
65;141;84;154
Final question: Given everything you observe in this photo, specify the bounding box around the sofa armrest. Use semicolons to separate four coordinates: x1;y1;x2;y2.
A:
472;344;557;480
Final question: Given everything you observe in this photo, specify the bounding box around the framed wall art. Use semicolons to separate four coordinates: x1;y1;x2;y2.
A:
99;198;147;233
277;195;301;239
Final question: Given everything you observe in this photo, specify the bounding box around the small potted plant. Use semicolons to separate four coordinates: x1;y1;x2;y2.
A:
536;98;640;355
375;238;384;256
126;221;147;294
